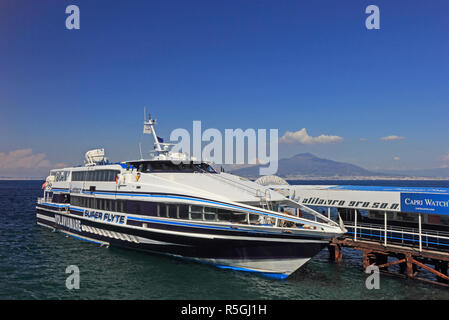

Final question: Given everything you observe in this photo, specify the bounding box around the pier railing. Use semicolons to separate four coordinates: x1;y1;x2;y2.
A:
343;221;449;252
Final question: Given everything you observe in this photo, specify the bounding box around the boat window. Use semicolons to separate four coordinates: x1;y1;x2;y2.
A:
72;171;81;181
116;200;125;213
217;209;232;221
137;163;146;172
52;193;70;203
229;212;248;223
178;204;189;219
104;199;110;211
71;170;119;182
141;202;157;216
54;171;69;182
204;207;218;221
135;202;141;215
109;170;118;181
129;161;217;174
158;204;166;217
198;163;217;173
189;205;204;220
167;205;178;218
249;214;260;224
124;200;133;214
71;196;78;206
278;219;299;228
98;199;104;210
89;197;95;209
149;162;179;172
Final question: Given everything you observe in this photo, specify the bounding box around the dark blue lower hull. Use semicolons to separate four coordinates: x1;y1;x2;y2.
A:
36;205;328;278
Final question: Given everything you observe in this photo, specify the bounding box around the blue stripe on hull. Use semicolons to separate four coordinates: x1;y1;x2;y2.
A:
64;233;104;245
214;264;288;279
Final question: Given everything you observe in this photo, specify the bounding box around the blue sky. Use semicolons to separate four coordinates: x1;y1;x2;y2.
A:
1;0;449;177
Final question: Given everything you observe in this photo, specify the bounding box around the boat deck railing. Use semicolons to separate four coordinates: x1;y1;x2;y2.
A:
343;221;449;252
213;173;264;196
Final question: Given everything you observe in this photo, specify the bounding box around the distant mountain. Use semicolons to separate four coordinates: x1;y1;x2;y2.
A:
230;153;391;178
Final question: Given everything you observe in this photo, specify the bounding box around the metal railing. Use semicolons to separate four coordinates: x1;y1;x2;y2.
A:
343;221;449;252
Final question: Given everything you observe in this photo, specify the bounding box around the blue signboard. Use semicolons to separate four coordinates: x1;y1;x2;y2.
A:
401;193;449;215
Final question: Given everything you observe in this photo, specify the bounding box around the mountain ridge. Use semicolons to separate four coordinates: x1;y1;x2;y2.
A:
230;153;394;178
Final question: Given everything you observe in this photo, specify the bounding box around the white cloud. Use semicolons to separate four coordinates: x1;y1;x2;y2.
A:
0;149;51;169
359;138;367;142
279;128;344;145
442;152;449;161
54;163;68;168
380;135;405;141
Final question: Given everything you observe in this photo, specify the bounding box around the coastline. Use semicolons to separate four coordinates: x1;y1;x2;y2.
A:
235;175;449;181
282;176;449;181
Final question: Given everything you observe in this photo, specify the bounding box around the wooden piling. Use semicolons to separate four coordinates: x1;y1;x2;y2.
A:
330;237;449;287
328;243;342;263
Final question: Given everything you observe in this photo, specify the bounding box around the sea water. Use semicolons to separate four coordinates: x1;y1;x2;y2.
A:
1;180;449;300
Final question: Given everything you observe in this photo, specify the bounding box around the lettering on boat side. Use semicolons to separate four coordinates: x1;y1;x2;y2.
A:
83;210;126;224
55;214;82;232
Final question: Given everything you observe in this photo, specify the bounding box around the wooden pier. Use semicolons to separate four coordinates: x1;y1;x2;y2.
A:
328;237;449;287
264;181;449;287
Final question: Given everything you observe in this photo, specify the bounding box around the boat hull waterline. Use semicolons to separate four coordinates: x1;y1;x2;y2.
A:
36;204;329;279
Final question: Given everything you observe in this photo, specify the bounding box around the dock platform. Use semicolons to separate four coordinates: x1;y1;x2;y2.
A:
262;181;449;287
329;237;449;287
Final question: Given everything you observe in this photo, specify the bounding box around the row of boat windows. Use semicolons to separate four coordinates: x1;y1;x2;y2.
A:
127;161;217;174
53;171;70;182
52;162;217;184
72;170;120;182
52;193;69;203
70;196;260;223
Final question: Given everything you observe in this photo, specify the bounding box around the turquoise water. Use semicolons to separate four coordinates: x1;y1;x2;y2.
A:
2;180;449;300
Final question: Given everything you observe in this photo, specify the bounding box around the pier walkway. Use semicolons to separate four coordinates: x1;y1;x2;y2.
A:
262;181;449;287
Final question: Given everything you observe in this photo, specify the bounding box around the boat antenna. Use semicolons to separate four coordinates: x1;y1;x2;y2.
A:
143;110;163;152
138;142;143;160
